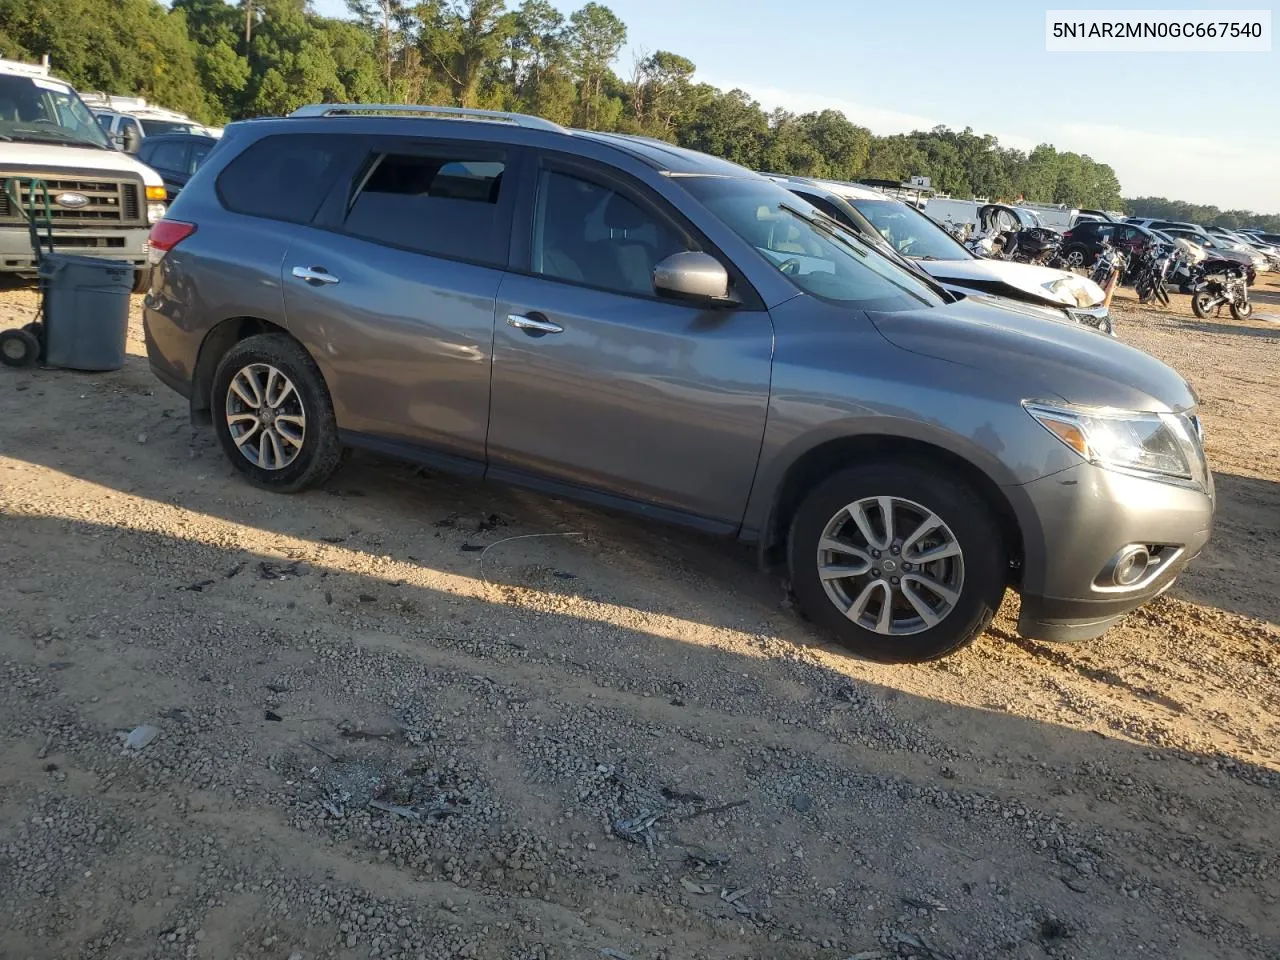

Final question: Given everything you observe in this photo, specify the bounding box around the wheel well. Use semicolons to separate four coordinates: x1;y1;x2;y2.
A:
762;435;1024;583
189;317;290;425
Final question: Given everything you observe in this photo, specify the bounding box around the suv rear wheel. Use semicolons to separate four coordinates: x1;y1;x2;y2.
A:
787;463;1006;662
211;334;344;492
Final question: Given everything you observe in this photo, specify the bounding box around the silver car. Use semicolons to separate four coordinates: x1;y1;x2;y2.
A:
141;105;1214;662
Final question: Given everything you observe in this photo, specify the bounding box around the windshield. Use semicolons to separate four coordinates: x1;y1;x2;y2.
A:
849;197;972;261
682;176;947;310
0;74;110;148
140;118;201;137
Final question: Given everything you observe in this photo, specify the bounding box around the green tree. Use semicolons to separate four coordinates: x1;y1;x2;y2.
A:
344;0;414;96
678;86;770;168
565;1;624;126
417;0;514;108
628;49;694;134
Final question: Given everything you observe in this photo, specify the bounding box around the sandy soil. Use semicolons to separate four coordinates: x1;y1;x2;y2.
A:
1;278;1277;960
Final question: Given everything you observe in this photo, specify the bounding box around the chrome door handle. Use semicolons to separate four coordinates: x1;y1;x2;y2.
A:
292;265;340;286
506;313;563;335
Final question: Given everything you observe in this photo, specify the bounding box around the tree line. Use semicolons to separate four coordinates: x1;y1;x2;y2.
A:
1;0;1275;226
1123;196;1280;234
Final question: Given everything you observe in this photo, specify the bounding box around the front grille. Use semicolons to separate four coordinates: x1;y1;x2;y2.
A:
0;175;145;227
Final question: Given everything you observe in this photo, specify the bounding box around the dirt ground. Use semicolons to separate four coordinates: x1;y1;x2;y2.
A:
1;277;1278;960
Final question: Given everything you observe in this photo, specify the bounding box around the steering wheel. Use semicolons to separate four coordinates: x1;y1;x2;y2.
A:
898;237;916;256
29;118;57;125
778;257;802;277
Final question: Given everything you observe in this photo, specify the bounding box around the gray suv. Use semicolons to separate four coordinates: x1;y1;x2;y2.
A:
142;104;1214;663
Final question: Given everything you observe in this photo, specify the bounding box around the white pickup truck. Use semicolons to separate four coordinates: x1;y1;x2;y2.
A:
0;57;168;291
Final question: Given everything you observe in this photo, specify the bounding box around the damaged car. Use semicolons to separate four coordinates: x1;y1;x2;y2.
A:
768;175;1113;334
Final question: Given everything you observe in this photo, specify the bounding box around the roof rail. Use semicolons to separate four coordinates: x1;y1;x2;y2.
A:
0;56;51;77
289;103;564;131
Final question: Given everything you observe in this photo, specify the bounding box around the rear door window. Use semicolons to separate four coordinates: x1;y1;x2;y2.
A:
147;141;188;173
342;149;508;265
188;142;212;173
217;134;354;225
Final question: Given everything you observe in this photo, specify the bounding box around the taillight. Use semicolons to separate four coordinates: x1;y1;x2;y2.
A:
1062;230;1074;239
148;219;196;265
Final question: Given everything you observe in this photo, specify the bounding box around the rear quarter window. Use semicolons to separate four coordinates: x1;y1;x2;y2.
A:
216;134;352;225
341;151;508;265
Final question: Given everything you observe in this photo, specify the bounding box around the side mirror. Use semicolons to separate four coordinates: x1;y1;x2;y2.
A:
122;125;141;154
653;251;734;304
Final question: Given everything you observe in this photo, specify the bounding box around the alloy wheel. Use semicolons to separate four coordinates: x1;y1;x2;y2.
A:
224;363;307;471
816;495;965;636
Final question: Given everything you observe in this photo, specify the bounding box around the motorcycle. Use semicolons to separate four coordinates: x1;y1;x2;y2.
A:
966;225;1069;268
968;203;1068;267
1001;226;1069;268
1130;243;1176;307
1089;236;1127;290
1188;261;1252;321
965;232;1000;258
943;218;971;242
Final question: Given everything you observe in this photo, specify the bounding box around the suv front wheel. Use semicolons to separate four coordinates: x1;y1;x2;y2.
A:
788;463;1006;662
211;334;345;492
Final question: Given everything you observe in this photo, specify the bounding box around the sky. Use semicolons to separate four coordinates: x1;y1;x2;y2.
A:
309;0;1280;211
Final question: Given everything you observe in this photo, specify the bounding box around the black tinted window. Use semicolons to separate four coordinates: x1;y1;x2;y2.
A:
218;135;349;224
189;142;212;173
141;119;199;137
147;141;187;172
801;192;857;228
532;170;692;296
343;152;506;264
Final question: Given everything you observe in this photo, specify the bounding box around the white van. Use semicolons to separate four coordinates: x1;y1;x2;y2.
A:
0;58;167;290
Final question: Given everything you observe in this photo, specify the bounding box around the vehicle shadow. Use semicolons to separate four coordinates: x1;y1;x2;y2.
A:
1161;317;1280;339
1;341;1274;648
1249;285;1280;307
1174;471;1280;625
0;346;814;653
1;508;1277;959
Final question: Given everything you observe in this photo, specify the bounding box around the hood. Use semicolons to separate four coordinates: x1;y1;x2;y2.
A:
919;257;1105;309
0;141;162;185
869;295;1198;413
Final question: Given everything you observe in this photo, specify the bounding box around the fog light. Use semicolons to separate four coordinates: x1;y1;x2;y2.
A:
1112;546;1150;586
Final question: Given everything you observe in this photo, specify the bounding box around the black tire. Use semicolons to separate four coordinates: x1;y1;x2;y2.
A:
132;269;150;294
1191;292;1214;319
210;333;345;493
1230;299;1253;321
0;327;40;368
787;462;1006;663
1063;245;1089;269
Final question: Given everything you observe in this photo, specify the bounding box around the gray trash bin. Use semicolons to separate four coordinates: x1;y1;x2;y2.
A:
37;254;133;372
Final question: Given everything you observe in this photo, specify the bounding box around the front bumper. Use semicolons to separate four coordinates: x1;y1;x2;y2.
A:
1065;303;1112;334
1014;462;1214;643
0;225;149;272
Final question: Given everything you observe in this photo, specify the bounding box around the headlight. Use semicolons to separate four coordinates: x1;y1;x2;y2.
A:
147;201;167;224
1024;401;1208;488
1044;277;1097;308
